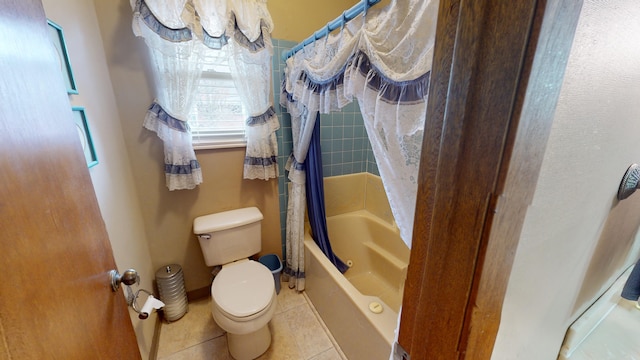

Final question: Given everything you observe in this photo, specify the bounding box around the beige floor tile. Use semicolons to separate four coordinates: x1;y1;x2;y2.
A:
157;294;344;360
309;348;344;360
160;336;231;360
275;287;307;314
157;298;225;358
282;302;334;359
256;315;304;360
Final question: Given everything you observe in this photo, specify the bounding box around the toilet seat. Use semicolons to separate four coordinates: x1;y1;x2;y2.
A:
214;291;276;323
212;259;275;318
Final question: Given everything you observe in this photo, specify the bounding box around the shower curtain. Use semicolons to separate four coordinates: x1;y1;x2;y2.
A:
282;102;316;291
281;0;439;255
305;115;349;274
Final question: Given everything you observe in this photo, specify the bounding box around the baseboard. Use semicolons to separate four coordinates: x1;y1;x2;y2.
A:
187;286;210;301
149;315;162;360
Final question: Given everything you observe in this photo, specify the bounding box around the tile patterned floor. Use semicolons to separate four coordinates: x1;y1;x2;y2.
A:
156;288;347;360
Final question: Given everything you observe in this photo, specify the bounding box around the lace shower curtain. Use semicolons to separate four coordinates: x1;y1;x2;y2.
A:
131;0;277;190
281;0;439;248
282;106;317;291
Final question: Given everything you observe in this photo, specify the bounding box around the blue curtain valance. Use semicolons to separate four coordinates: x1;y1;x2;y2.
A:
292;51;430;106
202;28;229;50
135;0;192;42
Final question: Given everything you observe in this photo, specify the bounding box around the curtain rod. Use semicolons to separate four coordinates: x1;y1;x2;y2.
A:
281;0;382;61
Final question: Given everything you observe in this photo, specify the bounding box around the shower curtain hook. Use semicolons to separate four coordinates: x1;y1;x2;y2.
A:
323;24;331;46
341;11;348;32
336;11;347;49
362;0;370;19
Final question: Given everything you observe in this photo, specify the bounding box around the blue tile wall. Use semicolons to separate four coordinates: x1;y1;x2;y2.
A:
272;39;379;255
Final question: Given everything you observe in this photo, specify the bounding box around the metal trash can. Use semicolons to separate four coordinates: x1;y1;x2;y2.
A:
156;264;188;322
258;254;282;294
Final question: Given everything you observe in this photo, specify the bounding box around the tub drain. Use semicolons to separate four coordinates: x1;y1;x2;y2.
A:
346;259;354;267
369;302;384;314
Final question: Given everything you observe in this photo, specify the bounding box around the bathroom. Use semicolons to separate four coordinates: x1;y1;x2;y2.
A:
4;0;640;359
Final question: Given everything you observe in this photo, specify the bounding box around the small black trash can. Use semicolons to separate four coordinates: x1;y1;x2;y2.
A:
259;254;283;294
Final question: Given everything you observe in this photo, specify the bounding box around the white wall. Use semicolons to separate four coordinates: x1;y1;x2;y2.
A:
41;1;156;358
493;0;640;358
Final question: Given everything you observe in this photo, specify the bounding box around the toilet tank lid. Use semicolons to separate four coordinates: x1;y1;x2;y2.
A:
194;207;263;234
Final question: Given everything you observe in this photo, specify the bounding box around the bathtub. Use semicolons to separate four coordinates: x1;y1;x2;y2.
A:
303;173;410;360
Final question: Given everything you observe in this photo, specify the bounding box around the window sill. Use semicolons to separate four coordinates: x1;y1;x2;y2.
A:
193;140;247;151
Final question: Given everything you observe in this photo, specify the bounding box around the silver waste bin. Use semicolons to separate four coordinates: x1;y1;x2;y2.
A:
156;264;188;322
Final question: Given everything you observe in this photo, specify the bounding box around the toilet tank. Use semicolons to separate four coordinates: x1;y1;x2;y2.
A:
193;207;264;266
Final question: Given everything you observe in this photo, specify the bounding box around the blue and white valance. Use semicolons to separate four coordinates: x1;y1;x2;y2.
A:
202;29;228;50
133;0;192;42
230;17;272;53
297;67;346;96
351;52;431;105
132;0;273;48
287;50;431;114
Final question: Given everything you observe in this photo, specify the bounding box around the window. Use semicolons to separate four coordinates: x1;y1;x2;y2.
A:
189;48;247;149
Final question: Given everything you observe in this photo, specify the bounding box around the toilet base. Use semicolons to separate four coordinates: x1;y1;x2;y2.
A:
227;324;271;360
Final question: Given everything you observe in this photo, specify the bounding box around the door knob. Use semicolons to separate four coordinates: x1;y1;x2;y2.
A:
618;164;640;200
109;268;139;292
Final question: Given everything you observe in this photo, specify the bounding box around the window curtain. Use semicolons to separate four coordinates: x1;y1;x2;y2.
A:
227;21;279;180
131;0;277;191
132;0;205;190
280;0;439;248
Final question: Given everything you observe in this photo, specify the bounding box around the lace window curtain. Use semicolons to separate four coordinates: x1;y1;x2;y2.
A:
131;0;277;191
281;0;439;249
227;22;279;180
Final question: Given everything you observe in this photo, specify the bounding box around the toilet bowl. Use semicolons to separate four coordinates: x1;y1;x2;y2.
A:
211;259;277;359
211;259;277;334
193;207;277;360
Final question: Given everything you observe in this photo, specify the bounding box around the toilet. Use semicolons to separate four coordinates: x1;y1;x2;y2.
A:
193;207;277;360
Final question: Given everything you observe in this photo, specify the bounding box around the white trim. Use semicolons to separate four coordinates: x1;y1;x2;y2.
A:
194;139;247;150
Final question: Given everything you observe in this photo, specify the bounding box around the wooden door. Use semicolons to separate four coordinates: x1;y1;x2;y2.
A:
398;0;583;358
0;1;140;359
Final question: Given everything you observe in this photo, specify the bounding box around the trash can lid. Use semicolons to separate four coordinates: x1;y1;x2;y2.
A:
156;264;182;279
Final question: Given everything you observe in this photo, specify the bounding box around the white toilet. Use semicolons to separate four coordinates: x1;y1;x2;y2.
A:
193;207;277;360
